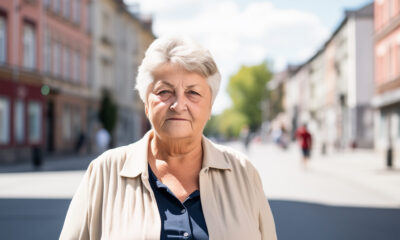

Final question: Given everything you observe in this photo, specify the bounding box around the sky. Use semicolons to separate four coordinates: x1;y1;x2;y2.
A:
124;0;372;114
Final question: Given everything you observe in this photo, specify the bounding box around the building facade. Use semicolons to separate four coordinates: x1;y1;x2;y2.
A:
275;3;375;153
373;0;400;157
0;0;92;162
91;0;154;147
0;0;154;163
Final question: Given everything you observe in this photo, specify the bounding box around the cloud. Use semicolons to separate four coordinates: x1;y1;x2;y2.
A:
124;0;330;113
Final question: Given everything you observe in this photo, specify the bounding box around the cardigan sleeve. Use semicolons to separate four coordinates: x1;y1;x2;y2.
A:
59;161;95;240
251;164;278;240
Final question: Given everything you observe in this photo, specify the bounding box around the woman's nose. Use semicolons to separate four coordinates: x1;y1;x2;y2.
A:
170;94;188;112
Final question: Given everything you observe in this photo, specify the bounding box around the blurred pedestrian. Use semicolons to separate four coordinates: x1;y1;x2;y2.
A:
296;123;312;168
95;126;110;154
75;130;86;154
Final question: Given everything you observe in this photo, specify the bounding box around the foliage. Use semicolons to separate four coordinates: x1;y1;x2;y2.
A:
98;88;118;134
217;108;248;138
227;62;272;132
203;115;220;137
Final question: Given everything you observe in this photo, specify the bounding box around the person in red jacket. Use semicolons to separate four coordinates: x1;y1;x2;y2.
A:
296;124;312;168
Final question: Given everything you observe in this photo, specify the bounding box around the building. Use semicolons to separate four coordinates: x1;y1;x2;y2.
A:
42;0;92;154
91;0;154;147
0;0;154;163
0;0;91;162
373;0;400;158
279;3;375;153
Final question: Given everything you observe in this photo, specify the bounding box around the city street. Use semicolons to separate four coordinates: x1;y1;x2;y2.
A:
0;142;399;240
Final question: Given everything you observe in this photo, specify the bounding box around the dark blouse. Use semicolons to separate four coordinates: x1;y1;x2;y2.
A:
148;164;209;240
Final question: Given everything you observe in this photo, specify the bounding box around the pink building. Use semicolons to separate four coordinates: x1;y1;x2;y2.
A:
373;0;400;158
0;0;91;163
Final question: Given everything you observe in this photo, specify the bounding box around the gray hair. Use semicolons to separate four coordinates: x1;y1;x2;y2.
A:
135;35;221;104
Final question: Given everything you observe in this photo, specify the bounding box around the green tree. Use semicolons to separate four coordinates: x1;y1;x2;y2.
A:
227;62;272;132
218;108;248;138
98;88;118;135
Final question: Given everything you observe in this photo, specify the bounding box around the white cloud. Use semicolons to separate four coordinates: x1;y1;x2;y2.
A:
124;0;329;114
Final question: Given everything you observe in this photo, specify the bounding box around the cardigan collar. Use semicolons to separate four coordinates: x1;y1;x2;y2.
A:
119;130;232;178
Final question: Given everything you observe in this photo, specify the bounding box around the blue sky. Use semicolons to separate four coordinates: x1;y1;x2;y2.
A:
124;0;373;114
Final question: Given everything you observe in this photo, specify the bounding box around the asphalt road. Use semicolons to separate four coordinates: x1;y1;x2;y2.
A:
0;198;399;240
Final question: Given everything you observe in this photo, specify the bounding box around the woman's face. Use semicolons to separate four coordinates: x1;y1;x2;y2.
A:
145;63;212;140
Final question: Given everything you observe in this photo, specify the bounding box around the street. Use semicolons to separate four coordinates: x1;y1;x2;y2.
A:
0;142;399;240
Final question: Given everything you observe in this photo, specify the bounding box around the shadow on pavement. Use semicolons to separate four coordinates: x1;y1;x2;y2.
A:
0;198;399;240
270;200;400;240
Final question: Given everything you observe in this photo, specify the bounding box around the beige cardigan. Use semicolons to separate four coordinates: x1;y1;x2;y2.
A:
60;131;277;240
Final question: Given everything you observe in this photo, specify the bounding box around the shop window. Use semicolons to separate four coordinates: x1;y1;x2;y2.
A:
28;101;41;143
14;100;25;143
63;104;71;141
0;97;10;144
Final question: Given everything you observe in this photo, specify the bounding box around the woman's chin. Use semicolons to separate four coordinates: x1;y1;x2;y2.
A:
159;128;193;140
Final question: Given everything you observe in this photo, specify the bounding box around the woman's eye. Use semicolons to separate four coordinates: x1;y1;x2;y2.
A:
188;90;200;96
158;90;170;95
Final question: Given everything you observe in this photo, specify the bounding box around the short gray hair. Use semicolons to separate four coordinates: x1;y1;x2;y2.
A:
135;35;221;104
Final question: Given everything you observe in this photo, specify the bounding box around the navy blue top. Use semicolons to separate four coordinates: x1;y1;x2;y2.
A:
148;164;209;240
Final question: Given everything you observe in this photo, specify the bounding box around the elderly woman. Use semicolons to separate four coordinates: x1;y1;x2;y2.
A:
60;36;277;240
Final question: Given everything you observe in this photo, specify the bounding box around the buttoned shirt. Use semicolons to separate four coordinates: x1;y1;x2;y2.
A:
148;164;208;239
60;130;277;240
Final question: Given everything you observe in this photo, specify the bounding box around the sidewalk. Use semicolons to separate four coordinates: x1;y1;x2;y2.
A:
0;154;96;173
229;141;400;208
0;143;399;208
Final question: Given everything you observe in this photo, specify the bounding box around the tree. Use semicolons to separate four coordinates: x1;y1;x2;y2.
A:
98;88;118;135
227;62;272;132
218;108;248;139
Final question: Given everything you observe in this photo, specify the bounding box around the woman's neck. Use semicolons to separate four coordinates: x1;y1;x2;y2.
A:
148;132;203;171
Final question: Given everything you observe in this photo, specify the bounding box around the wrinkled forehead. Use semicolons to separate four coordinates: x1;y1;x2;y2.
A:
151;63;208;88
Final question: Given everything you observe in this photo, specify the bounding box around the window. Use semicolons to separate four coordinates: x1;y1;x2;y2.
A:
86;1;91;33
43;31;51;73
380;112;387;139
63;104;71;141
54;0;61;13
63;0;70;19
86;56;91;87
387;44;393;81
28;101;41;143
23;23;36;69
53;41;60;76
14;100;25;143
0;97;10;144
73;0;80;23
0;15;7;63
63;46;70;80
389;0;394;18
43;0;50;8
73;51;80;82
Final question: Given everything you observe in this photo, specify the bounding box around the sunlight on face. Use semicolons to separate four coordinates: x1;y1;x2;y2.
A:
145;64;212;140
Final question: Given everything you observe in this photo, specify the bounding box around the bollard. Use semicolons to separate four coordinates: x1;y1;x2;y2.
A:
32;146;43;169
386;147;393;168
